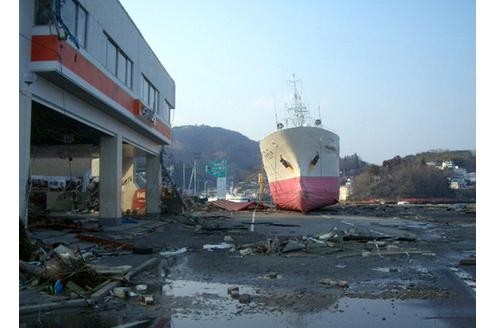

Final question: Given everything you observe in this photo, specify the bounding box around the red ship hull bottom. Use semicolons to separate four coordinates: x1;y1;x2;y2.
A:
269;176;340;212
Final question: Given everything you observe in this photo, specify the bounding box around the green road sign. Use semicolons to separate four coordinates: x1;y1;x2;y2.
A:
207;160;227;178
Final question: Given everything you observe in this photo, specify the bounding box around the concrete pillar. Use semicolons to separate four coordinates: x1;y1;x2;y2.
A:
121;152;137;213
146;153;162;214
19;0;34;225
99;135;122;224
19;91;32;225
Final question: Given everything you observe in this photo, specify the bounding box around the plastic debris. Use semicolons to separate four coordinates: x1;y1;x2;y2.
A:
239;248;253;256
262;272;281;279
238;294;251;304
54;280;64;295
136;284;147;292
159;247;188;257
53;245;77;265
142;295;154;305
113;287;131;299
319;278;337;286
66;280;86;296
282;240;305;253
203;242;234;250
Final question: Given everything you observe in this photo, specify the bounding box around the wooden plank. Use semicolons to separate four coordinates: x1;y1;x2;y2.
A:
76;234;134;250
20;299;92;315
123;258;160;283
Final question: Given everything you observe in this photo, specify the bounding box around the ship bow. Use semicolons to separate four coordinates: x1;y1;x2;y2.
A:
269;176;340;212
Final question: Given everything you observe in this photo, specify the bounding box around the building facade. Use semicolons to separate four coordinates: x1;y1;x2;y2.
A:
20;0;175;223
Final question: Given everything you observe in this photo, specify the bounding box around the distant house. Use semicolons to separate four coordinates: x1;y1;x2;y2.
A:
339;185;350;201
441;161;456;170
466;172;476;184
450;181;461;190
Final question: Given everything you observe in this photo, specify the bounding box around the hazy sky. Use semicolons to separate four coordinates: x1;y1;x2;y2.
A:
120;0;475;164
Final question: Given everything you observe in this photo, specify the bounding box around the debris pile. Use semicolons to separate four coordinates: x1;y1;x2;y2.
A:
235;227;420;258
19;242;108;314
19;224;164;315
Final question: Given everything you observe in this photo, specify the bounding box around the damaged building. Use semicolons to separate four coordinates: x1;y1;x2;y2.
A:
19;0;175;224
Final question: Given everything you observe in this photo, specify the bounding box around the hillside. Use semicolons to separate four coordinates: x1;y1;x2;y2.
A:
401;150;476;172
165;125;262;189
350;150;476;201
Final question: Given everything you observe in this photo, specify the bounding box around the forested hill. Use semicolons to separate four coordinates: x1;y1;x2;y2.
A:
167;125;262;185
401;150;476;172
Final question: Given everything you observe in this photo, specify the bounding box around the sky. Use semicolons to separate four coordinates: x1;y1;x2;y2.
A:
120;0;475;164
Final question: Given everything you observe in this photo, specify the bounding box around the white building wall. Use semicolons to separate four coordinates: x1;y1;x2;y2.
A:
76;0;175;119
19;0;36;223
30;157;92;177
20;0;177;222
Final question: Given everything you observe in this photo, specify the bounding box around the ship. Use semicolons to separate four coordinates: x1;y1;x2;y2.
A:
259;75;340;212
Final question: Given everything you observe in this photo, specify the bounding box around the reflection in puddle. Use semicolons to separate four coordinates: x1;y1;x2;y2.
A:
168;296;453;328
20;279;469;328
162;279;257;298
162;280;456;328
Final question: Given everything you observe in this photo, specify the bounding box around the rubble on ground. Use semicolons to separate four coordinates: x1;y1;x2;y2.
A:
19;203;476;325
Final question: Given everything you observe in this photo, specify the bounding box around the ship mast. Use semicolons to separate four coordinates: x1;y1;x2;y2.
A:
287;74;308;127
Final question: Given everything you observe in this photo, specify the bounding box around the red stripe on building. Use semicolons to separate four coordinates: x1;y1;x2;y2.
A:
31;35;59;61
31;35;171;140
155;120;172;140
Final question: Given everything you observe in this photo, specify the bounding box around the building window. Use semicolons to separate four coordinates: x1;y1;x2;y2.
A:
163;100;171;123
141;75;159;113
35;0;54;25
75;3;88;48
106;38;117;75
105;34;133;88
59;0;87;48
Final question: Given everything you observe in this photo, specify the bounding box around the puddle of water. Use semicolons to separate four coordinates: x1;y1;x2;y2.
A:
162;279;257;298
449;267;476;293
169;297;453;328
20;310;122;328
373;267;401;273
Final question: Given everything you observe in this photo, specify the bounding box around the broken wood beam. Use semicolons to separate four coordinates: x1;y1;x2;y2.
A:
76;234;134;250
19;260;45;278
459;258;476;266
29;223;99;233
123;258;160;283
88;264;133;275
19;299;93;315
111;320;151;328
336;249;430;259
90;280;121;302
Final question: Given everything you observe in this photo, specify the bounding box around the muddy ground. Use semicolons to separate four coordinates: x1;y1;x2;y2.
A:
19;204;476;327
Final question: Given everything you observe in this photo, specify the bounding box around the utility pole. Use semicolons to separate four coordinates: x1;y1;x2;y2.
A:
182;161;185;195
188;159;197;196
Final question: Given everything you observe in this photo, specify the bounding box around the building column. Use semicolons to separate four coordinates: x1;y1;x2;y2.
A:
99;135;122;224
146;153;162;215
121;150;136;213
19;91;32;225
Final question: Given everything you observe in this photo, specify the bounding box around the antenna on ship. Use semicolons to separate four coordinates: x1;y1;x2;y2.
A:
315;106;322;126
273;95;283;130
287;74;308;127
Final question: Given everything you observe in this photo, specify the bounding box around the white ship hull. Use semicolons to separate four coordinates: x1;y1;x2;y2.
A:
260;126;340;212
